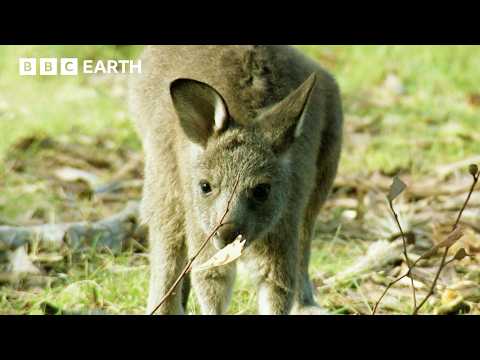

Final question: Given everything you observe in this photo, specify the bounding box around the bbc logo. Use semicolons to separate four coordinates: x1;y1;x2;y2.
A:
19;57;141;75
19;58;78;76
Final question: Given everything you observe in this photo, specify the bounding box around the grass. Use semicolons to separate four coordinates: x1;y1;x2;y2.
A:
0;45;143;157
1;45;479;314
300;45;480;176
0;237;366;315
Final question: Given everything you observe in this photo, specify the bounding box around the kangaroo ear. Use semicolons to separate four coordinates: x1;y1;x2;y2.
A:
259;73;317;154
170;78;230;147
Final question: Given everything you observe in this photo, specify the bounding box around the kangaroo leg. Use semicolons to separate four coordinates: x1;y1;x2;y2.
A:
255;230;298;315
191;265;236;315
189;239;236;315
147;217;188;315
292;83;343;315
291;201;327;315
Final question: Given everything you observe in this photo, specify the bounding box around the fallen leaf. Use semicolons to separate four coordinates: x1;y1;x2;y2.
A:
468;93;480;107
435;290;465;315
8;246;41;275
383;73;405;96
322;239;404;287
449;280;480;302
441;289;460;303
54;167;101;188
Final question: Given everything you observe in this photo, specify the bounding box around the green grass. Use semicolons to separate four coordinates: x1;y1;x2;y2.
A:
1;45;479;314
0;45;143;158
2;45;479;174
299;45;480;176
0;236;367;315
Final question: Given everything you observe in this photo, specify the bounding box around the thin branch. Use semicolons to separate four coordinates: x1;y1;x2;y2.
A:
387;200;417;312
388;201;411;267
453;172;478;230
409;276;417;311
412;170;478;314
373;166;479;315
150;174;242;315
372;272;408;314
412;246;449;314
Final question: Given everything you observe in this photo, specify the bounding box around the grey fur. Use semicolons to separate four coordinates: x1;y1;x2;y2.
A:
129;45;343;315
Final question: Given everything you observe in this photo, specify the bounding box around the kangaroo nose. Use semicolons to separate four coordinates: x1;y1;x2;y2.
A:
213;223;241;250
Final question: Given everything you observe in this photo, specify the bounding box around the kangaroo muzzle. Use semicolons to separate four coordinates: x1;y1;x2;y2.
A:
213;223;242;250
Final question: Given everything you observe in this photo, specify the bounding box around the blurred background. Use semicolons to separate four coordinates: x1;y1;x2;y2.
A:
0;46;479;314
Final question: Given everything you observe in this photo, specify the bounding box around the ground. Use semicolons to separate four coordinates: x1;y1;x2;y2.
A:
0;45;479;315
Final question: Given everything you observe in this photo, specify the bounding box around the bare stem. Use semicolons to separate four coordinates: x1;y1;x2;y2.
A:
372;273;408;315
373;168;478;315
453;173;478;230
410;276;417;311
413;171;478;314
388;201;411;267
413;246;449;314
388;199;417;313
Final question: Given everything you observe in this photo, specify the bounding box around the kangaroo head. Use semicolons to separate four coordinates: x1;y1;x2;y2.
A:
170;74;317;249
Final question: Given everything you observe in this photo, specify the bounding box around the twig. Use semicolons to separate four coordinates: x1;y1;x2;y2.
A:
452;170;478;231
372;178;416;315
372;165;479;315
150;174;241;315
387;200;417;311
412;169;478;314
412;247;449;314
372;273;408;314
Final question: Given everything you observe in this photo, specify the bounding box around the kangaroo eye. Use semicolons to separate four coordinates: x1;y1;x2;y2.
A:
199;180;212;194
252;183;271;203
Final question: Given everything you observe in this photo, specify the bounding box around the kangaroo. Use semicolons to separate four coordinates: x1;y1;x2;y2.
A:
129;45;343;315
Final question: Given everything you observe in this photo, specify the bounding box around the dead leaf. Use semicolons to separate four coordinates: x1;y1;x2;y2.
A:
54;167;101;188
454;248;468;261
468;93;480;107
8;246;41;275
383;73;405;96
435;280;480;314
449;280;480;302
435;290;465;315
387;176;407;202
455;227;480;254
469;164;479;177
322;239;404;287
438;227;464;248
11;135;54;152
192;235;246;272
422;227;464;259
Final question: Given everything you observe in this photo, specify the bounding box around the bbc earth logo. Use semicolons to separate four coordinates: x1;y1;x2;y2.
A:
19;58;142;76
